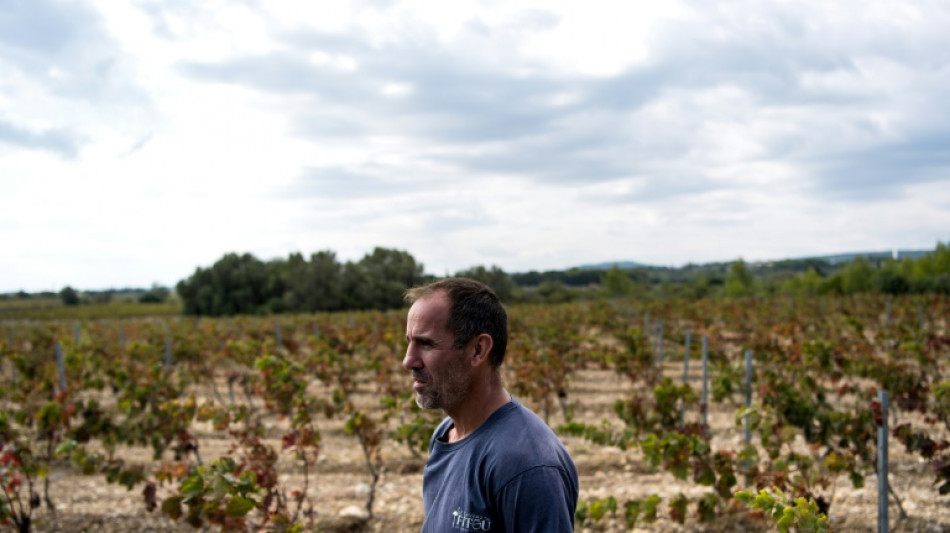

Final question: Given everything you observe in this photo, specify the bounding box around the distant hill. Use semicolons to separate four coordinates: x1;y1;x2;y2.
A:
569;249;933;271
572;260;654;270
806;249;931;264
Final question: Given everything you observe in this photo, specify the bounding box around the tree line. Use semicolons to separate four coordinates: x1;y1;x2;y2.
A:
175;248;422;316
173;247;517;316
510;242;950;301
6;243;948;317
773;243;950;296
702;243;946;298
172;242;948;316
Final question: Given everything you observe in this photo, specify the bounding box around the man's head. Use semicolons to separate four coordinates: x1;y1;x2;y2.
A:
405;277;508;367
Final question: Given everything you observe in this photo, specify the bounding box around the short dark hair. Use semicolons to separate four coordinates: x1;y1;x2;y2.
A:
405;277;508;367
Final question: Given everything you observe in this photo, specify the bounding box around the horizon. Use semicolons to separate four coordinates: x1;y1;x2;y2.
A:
4;245;938;295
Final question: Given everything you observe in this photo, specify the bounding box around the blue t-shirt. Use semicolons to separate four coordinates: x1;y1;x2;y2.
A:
421;399;578;532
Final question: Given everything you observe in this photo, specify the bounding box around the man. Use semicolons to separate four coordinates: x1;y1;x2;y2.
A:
403;277;578;532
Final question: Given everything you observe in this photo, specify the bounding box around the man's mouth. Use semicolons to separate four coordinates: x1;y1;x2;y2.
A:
412;371;429;388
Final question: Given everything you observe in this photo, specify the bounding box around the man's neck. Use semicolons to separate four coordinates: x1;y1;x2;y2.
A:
446;376;511;443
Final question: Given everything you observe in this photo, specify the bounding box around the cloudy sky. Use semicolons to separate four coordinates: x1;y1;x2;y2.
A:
2;0;948;292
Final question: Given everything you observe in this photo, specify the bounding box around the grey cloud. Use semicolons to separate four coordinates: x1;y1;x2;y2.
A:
806;130;950;201
174;1;950;202
136;0;206;41
431;131;630;184
613;4;950;202
0;0;153;144
577;171;726;206
179;42;572;143
283;165;495;209
168;17;744;193
179;37;613;182
281;166;407;200
0;0;85;56
179;53;353;98
0;119;78;158
0;0;114;88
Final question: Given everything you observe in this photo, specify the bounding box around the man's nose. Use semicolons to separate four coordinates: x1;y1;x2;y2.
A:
402;344;421;370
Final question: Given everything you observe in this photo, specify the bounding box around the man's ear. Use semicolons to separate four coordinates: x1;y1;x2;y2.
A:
469;333;494;367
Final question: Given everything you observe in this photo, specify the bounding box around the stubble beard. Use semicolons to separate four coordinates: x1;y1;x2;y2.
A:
414;351;469;412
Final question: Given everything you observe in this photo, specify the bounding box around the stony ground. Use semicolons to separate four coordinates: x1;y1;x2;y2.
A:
16;367;950;533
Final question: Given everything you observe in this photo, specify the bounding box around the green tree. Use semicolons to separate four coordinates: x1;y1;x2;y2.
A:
59;286;80;306
601;265;634;297
177;253;274;316
801;268;825;295
139;284;170;303
780;268;824;296
535;281;577;303
455;265;516;301
906;242;950;293
724;259;755;297
691;272;711;299
840;256;874;294
913;242;950;277
343;248;425;310
875;261;910;295
282;251;344;312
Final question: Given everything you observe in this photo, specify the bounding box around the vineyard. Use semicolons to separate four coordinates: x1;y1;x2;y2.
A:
1;294;949;532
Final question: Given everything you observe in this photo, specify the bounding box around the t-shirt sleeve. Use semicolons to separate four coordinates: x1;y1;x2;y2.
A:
495;465;577;532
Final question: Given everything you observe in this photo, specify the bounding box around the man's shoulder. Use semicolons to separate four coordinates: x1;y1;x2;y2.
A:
485;401;579;519
482;400;574;470
430;400;572;469
500;399;563;439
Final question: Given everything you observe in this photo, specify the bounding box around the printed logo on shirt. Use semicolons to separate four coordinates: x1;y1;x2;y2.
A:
451;508;491;531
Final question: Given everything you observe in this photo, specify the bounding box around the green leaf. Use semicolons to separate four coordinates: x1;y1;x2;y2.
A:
695;466;716;486
574;501;589;525
181;474;205;498
623;500;640;529
850;471;865;489
589;500;606;521
38;401;62;433
118;398;133;414
225;495;257;517
118;468;144;490
641;494;661;522
55;439;78;457
161;496;184;520
210;475;231;499
776;507;794;533
697;493;718;523
754;490;775;511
